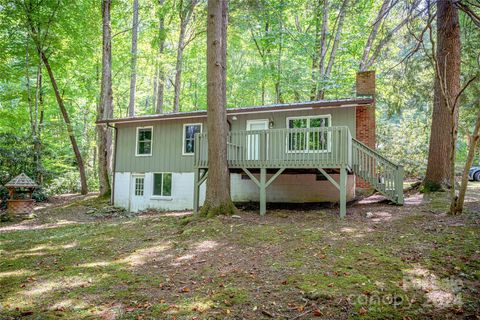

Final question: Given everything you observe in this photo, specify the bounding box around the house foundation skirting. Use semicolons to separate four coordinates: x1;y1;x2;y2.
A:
114;171;355;214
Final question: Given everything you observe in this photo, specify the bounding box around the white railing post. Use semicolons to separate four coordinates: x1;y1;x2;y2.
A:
396;165;404;205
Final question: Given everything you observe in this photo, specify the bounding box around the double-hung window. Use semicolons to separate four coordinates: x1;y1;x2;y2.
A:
153;173;172;197
287;115;331;152
183;123;202;155
136;127;153;156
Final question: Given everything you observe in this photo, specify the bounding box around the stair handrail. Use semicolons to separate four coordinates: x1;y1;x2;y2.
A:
352;138;401;169
352;138;404;205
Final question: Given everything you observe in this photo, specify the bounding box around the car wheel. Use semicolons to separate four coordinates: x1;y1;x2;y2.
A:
475;171;480;182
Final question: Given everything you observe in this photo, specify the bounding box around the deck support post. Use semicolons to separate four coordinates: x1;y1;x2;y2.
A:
260;168;267;216
242;167;284;216
339;166;347;218
193;169;208;214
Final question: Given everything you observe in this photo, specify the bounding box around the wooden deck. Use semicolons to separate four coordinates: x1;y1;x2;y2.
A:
193;126;403;217
194;126;352;169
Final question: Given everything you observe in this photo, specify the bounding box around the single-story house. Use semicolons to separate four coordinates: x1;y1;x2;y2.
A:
98;72;403;217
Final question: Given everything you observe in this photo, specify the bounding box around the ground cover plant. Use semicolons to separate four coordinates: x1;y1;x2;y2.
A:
0;184;479;319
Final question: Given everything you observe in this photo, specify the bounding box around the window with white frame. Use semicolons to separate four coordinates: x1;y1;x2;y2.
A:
287;116;331;152
134;177;144;196
153;173;172;197
183;123;202;155
136;127;153;156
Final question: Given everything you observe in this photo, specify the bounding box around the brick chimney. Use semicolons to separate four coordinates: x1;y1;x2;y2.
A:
355;71;376;189
356;70;375;97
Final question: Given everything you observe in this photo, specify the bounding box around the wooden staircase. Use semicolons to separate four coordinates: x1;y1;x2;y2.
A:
351;138;404;205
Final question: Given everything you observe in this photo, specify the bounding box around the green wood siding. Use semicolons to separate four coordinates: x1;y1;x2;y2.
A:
115;107;356;173
115;118;207;173
230;107;355;132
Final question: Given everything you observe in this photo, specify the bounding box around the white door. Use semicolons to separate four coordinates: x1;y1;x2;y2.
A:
246;120;269;160
130;174;145;212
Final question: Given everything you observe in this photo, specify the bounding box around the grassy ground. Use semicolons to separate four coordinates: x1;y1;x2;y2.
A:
0;184;479;319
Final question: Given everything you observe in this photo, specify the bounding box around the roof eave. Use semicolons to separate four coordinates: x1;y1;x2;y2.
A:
97;98;374;125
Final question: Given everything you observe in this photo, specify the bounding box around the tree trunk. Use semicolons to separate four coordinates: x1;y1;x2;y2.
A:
453;110;480;214
26;43;43;182
128;0;139;117
98;0;114;197
173;20;187;113
201;0;234;217
155;0;166;114
310;0;328;100
33;56;44;184
424;0;461;191
173;0;198;113
274;0;284;104
40;51;88;195
325;0;348;77
315;0;328;100
359;0;390;71
317;0;348;99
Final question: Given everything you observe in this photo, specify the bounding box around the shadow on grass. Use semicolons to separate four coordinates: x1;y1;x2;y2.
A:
0;195;479;319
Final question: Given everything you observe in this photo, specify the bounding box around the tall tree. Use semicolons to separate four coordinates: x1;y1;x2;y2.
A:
26;43;44;183
310;0;348;100
23;1;88;195
128;0;139;117
359;0;421;72
248;0;286;104
310;0;329;100
453;108;480;213
173;0;199;112
424;0;461;190
97;0;114;197
359;0;391;71
33;54;44;184
201;0;234;216
154;0;167;114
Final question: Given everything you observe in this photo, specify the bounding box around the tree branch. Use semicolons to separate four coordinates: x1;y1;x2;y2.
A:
453;76;478;109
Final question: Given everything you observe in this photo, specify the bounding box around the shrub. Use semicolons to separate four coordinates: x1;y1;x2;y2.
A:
32;187;49;202
45;171;82;196
0;185;8;210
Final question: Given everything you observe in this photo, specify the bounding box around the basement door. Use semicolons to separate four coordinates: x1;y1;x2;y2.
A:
246;119;269;161
130;174;145;212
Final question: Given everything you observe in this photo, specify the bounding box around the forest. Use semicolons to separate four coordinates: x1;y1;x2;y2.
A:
1;1;480;318
0;0;478;203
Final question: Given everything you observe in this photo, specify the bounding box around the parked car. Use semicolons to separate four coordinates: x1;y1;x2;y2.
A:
469;166;480;181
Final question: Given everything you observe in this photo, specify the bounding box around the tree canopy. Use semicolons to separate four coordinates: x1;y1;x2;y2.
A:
0;0;478;195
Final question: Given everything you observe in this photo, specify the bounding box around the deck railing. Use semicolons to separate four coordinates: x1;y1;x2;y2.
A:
194;126;352;169
352;139;404;204
194;127;403;205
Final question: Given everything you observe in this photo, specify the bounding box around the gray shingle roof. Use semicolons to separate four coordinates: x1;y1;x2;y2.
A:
5;173;38;188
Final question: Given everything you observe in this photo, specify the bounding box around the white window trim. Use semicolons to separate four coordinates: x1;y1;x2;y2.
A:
182;123;203;156
131;174;145;197
135;126;153;157
285;115;332;154
246;119;269;130
151;172;173;199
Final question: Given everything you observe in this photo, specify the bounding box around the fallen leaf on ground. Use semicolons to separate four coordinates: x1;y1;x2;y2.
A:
359;306;368;315
313;309;323;316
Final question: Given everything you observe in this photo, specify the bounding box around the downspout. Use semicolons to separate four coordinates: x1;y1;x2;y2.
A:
107;123;118;205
